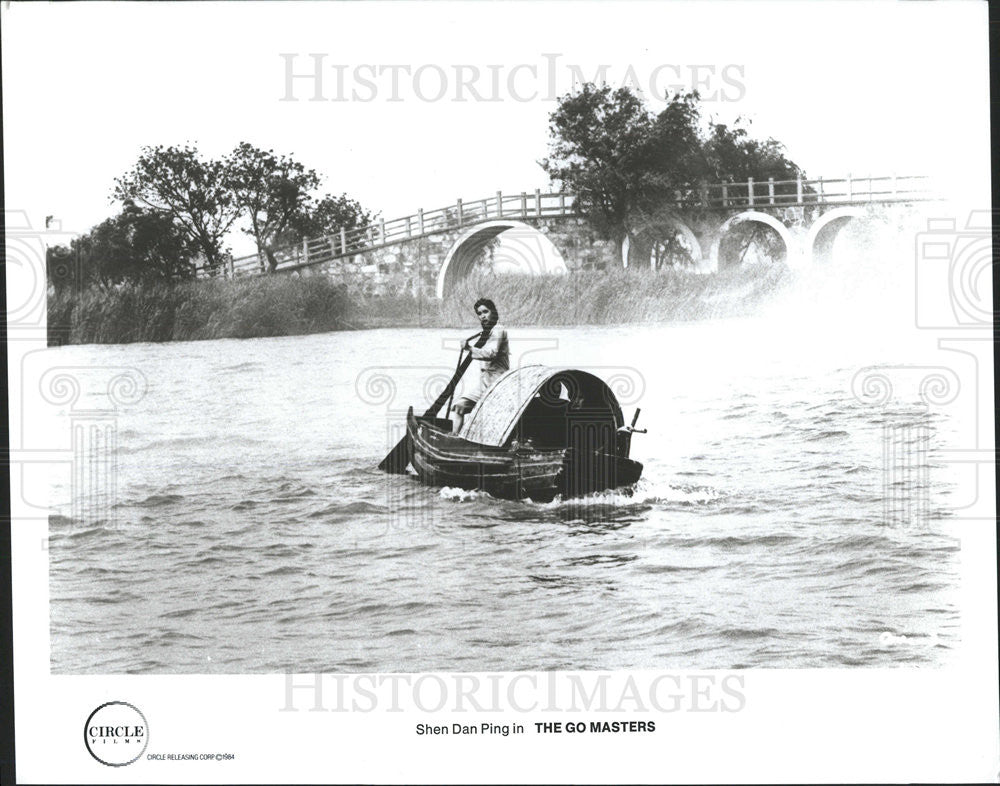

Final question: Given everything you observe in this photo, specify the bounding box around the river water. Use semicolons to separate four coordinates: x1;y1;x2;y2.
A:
47;264;967;672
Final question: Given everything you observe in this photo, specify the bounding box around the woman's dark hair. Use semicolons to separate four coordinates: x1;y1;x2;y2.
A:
473;298;499;321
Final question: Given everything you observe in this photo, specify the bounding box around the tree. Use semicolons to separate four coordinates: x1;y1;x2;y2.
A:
95;202;200;283
265;192;378;261
224;143;378;270
114;144;239;274
626;92;715;266
640;91;714;204
278;193;376;245
702;120;804;197
541;84;659;258
703;121;805;267
225;142;322;273
542;85;807;266
54;203;199;288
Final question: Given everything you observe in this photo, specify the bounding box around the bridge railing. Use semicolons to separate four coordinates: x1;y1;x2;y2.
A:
211;190;581;277
200;175;930;278
692;174;932;209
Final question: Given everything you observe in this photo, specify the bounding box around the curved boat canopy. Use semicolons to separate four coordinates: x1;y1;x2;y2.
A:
460;365;626;447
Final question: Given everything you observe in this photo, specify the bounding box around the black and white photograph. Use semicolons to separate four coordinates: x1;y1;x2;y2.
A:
4;1;997;782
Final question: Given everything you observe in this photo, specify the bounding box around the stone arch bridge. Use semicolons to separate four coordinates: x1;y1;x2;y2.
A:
216;175;932;297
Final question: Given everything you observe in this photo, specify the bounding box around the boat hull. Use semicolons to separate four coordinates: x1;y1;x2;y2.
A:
406;408;642;502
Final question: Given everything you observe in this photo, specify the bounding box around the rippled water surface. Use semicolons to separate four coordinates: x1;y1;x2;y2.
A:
47;277;966;672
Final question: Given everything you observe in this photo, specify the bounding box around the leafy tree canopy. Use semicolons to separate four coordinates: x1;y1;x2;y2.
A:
541;84;658;242
225;142;322;272
49;201;199;289
112;142;377;275
542;84;806;256
702;120;804;193
113;144;240;273
277;193;377;247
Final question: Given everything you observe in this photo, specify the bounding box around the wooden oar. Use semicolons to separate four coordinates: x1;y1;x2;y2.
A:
445;343;465;421
377;330;483;473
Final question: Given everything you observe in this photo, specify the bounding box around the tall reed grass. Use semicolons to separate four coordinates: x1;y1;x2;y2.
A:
48;263;790;345
443;264;789;325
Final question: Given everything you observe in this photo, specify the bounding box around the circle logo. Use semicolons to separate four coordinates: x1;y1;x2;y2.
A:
84;702;149;766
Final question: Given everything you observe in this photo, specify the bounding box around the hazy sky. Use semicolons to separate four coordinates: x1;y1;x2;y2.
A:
3;1;990;255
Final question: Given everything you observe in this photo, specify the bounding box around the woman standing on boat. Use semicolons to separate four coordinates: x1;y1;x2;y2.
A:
452;298;509;434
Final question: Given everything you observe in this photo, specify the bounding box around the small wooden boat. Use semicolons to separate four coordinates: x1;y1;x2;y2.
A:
406;365;644;502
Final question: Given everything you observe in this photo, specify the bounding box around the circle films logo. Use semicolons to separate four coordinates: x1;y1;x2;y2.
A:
84;702;149;766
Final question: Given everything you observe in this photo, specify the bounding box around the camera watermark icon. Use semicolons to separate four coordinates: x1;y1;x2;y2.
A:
5;210;82;335
11;354;148;531
851;359;995;526
355;363;457;535
881;422;930;528
908;211;996;523
914;211;994;331
851;366;958;527
280;54;746;104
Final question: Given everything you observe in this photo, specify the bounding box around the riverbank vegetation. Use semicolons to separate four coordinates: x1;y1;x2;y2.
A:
47;263;790;345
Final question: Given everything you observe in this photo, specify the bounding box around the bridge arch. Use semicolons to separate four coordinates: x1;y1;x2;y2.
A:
804;207;868;265
709;211;798;271
621;215;703;270
436;220;567;298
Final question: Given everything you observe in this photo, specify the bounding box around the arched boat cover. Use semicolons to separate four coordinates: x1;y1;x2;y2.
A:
460;365;625;447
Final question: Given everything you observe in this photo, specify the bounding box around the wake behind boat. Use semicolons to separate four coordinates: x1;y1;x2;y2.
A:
404;365;644;502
